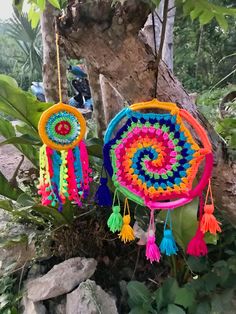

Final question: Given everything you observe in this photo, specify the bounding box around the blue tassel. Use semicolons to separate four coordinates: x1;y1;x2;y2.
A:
160;210;178;256
160;229;178;256
95;177;112;206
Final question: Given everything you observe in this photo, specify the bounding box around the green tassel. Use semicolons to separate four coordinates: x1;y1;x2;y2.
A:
107;205;123;233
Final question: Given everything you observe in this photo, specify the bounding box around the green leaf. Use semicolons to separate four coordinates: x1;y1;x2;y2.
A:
0;135;41;147
187;256;209;273
127;281;151;306
0;171;24;201
159;198;198;250
167;304;185;314
0;79;51;131
0;75;18;88
28;5;41;29
199;11;214;25
190;7;203;21
155;278;179;310
215;14;228;31
204;232;219;245
12;0;24;12
48;0;61;9
129;307;150;314
0;118;15;139
37;0;46;11
174;287;195;309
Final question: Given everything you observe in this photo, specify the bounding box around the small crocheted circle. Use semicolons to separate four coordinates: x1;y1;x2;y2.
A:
38;103;86;151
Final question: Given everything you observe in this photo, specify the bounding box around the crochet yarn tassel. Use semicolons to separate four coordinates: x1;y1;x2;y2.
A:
107;205;123;232
200;204;221;235
160;210;178;256
160;229;178;256
187;229;208;257
119;215;135;243
95;177;112;206
200;182;221;235
118;198;134;243
146;230;161;263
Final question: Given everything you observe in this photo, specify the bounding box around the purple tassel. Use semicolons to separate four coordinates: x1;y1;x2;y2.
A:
95;177;112;206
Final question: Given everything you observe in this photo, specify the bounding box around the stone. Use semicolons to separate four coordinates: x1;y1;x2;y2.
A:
27;257;97;301
22;295;47;314
0;210;36;275
66;279;118;314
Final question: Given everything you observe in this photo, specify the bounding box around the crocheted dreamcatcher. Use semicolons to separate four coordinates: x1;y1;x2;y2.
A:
37;34;91;210
97;99;221;262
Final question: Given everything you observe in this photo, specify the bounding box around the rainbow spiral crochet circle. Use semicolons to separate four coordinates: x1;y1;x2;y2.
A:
38;103;86;151
104;104;211;208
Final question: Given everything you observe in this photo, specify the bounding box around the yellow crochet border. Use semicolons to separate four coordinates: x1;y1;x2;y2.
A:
38;102;86;151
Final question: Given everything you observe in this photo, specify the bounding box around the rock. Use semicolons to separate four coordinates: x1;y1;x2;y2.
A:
0;211;36;275
27;257;97;301
47;296;66;314
22;295;47;314
66;279;118;314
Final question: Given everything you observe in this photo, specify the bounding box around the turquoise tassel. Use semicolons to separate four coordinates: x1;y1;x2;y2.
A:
160;229;178;256
160;210;178;256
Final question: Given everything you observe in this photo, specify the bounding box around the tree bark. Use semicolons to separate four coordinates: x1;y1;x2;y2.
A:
57;0;236;224
41;2;68;103
100;75;125;125
86;62;106;138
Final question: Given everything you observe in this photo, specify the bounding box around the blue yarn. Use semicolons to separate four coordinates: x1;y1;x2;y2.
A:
73;146;83;188
160;229;178;256
95;177;112;206
160;210;178;256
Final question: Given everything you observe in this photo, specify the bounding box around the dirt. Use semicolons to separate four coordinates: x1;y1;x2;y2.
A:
0;136;32;180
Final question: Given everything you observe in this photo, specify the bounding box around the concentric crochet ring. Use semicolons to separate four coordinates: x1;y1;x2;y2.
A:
38;103;86;151
104;99;213;210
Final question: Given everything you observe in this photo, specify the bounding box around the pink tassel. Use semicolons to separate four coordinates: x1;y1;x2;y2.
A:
79;141;92;194
187;229;208;257
67;149;81;206
146;230;161;263
145;210;161;263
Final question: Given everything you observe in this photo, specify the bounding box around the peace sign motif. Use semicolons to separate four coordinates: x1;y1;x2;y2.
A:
38;103;86;151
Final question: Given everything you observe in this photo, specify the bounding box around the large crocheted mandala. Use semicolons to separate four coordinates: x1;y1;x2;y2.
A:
104;99;213;209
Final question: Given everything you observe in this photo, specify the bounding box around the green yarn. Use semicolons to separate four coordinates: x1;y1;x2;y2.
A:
107;205;123;232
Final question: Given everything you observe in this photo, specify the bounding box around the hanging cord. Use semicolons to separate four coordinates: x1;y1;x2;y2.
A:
56;33;63;103
151;0;169;98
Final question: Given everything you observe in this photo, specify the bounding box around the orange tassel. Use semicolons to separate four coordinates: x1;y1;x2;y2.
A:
200;181;221;235
200;204;221;235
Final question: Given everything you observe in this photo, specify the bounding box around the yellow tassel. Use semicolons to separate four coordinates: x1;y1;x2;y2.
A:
119;215;135;243
119;198;135;243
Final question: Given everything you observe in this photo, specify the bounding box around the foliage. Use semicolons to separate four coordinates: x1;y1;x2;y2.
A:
0;274;22;314
174;9;236;92
127;216;236;314
0;76;103;231
7;8;42;82
0;23;31;90
14;0;236;31
197;86;236;156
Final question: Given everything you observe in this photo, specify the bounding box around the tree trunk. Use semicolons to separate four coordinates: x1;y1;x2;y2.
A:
86;62;106;138
41;2;68;103
100;75;125;125
57;0;236;224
